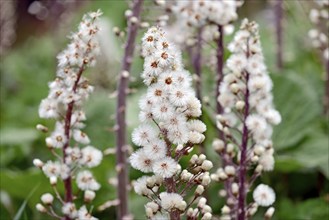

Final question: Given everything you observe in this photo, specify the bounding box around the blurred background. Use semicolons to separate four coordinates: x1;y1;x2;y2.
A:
0;0;328;219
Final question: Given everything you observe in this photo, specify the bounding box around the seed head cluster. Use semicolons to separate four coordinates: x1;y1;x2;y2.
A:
130;27;212;219
213;19;280;219
34;10;102;220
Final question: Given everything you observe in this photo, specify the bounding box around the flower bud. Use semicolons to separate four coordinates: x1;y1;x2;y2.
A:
221;205;230;214
212;139;225;153
198;197;207;208
129;16;138;25
210;173;219;181
195;185;204;195
146;177;156;188
224;166;236;176
121;70;130;78
177;201;187;211
84;190;96;202
190;154;198;164
113;27;120;35
251;155;259;163
155;0;165;6
202;174;211;186
36;203;47;213
254;145;265;155
235;100;245;110
218;171;228;181
219;189;227;197
226;143;234;153
203;205;212;213
223;127;231;136
140;22;150;28
213;31;220;39
247;203;258;216
265;207;275;219
187;208;194;216
124;10;133;18
41;193;54;205
36;124;48;132
255;164;263;173
201;160;213;171
230;83;240;94
202;212;212;220
231;183;239;196
50;176;57;185
176;144;184;152
145;207;153;217
198;154;206;163
33;159;44;168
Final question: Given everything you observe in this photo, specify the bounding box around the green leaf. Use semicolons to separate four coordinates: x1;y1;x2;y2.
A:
0;128;38;146
290;133;329;178
13;184;40;220
271;72;322;150
275;156;303;173
277;197;329;220
0;169;51;210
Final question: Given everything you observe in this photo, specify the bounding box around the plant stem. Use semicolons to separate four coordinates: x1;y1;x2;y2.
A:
237;71;250;220
62;65;85;220
193;27;203;102
324;58;329;116
275;0;283;70
191;26;207;156
216;25;224;119
216;25;235;208
161;130;181;220
115;0;143;219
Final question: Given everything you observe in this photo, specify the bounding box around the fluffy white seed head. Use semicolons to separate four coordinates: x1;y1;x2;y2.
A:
253;184;276;207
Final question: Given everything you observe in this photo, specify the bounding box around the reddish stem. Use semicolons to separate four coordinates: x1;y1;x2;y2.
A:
216;25;224;116
216;25;235;209
275;0;283;70
193;27;203;102
237;71;250;220
324;58;329;115
62;65;85;220
163;132;181;220
115;0;143;219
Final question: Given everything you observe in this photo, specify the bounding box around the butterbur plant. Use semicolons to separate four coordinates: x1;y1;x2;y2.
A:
212;19;281;220
129;27;213;220
33;10;103;220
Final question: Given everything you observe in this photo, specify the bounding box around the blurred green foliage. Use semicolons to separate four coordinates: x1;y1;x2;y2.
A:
0;1;328;220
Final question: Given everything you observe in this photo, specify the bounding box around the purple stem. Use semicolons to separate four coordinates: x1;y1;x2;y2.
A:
162;131;181;220
237;71;250;220
275;0;283;70
216;25;224;121
191;27;207;155
62;65;85;220
193;27;203;102
216;25;235;208
325;58;329;115
115;0;143;219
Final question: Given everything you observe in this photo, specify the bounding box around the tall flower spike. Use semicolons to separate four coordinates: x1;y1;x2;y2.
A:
162;0;243;98
213;19;281;220
308;0;329;115
130;27;212;220
35;10;102;220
